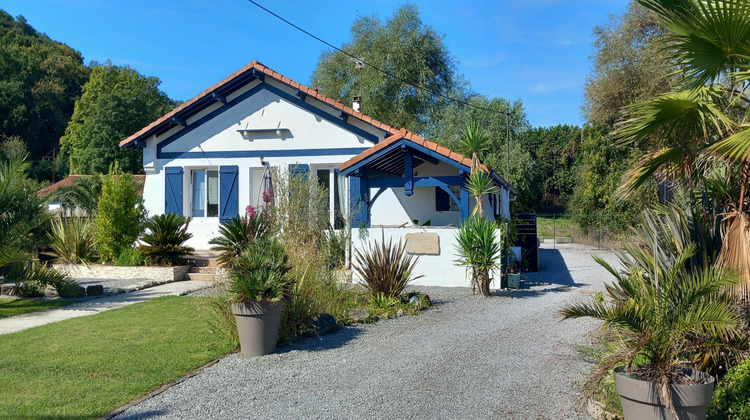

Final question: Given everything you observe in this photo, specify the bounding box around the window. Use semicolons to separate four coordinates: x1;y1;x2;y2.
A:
192;169;219;217
315;168;345;229
449;186;460;212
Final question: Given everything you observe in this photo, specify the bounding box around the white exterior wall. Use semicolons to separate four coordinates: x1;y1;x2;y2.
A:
141;78;383;249
351;227;504;288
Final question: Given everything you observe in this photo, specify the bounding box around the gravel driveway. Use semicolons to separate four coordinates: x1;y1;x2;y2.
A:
114;243;619;420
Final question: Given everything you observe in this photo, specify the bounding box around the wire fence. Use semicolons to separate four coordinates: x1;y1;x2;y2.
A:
534;213;632;250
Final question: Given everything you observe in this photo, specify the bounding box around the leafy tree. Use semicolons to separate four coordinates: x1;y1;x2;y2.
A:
60;62;174;174
524;125;581;213
0;11;90;167
311;4;459;135
96;163;147;262
583;1;673;129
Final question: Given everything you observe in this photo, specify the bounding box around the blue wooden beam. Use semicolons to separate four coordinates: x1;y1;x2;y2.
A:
369;176;463;189
296;89;307;100
171;117;187;127
211;92;227;104
404;150;413;196
459;170;469;221
370;187;387;206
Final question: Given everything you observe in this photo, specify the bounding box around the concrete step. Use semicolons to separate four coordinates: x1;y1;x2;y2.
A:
189;257;220;267
189;266;217;274
183;272;216;282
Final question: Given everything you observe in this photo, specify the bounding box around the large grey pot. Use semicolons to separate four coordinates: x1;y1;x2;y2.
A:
232;301;285;357
614;367;715;420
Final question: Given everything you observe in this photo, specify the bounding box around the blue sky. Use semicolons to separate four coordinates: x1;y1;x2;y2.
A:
4;0;630;128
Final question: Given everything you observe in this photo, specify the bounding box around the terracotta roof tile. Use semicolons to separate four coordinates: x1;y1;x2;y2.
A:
38;175;146;198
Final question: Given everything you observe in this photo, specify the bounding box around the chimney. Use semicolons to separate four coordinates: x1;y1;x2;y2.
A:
352;96;362;113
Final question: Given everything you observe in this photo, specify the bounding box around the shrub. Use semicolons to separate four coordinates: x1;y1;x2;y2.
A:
455;216;502;296
3;260;73;298
46;215;97;264
209;213;270;267
114;247;145;266
96;164;147;262
227;238;293;303
353;231;423;298
139;213;194;266
709;356;750;420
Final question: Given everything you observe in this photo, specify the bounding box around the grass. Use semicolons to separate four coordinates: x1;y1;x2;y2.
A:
0;296;234;419
0;297;73;318
537;216;577;239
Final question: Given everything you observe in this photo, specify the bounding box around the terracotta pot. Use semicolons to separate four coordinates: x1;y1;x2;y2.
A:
614;367;714;420
232;301;285;357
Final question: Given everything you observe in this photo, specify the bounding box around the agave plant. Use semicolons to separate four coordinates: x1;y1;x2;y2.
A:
454;216;502;296
209;214;270;267
227;237;293;303
46;215;97;264
138;213;194;266
353;231;423;298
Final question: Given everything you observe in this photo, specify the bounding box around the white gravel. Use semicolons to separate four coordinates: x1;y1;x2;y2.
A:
113;243;619;420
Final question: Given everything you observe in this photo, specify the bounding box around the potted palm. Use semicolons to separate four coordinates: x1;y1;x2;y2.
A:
560;241;742;419
227;237;293;357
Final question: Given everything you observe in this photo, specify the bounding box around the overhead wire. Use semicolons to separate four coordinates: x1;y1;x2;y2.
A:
246;0;512;117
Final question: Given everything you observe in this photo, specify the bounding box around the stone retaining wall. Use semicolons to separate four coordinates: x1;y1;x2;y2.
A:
54;264;189;282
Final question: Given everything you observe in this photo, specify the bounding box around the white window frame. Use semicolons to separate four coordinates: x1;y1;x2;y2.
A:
189;167;220;218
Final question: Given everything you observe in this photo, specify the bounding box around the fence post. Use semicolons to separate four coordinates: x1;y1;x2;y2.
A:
598;213;602;250
553;214;556;250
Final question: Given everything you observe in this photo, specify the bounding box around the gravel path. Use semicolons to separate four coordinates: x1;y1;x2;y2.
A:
114;243;619;420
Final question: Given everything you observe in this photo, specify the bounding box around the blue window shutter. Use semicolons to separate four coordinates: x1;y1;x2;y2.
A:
165;167;183;214
219;166;239;223
350;175;369;227
290;163;309;181
435;187;450;211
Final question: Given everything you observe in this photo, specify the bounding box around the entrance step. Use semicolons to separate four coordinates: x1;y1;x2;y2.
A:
184;251;221;281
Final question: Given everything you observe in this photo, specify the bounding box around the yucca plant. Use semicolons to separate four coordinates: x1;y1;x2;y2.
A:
46;215;97;264
455;216;502;296
138;213;194;266
353;231;423;298
209;214;270;267
465;170;499;217
227;237;293;303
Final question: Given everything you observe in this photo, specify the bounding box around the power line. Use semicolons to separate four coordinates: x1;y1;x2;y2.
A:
246;0;512;117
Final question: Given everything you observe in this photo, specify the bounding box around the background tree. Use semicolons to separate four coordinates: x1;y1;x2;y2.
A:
524;125;581;213
310;4;460;136
0;10;90;180
96;163;147;262
60;62;174;174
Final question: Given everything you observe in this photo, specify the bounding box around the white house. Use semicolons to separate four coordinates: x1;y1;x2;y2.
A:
120;60;515;287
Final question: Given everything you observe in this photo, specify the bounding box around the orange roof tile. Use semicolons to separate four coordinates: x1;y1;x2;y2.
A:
38;175;146;198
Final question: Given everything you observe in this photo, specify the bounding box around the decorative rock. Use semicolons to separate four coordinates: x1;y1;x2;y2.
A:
44;285;59;298
381;312;390;320
311;313;339;335
347;308;370;322
0;283;19;296
86;285;104;296
59;285;85;298
396;309;404;317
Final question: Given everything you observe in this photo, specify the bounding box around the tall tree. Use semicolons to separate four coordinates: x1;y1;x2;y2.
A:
310;4;460;136
0;10;89;166
60;62;174;174
525;124;581;212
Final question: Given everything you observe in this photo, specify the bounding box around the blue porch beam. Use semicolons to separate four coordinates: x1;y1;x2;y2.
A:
459;170;470;221
211;92;227;104
369;176;463;189
171;117;187;127
404;149;413;196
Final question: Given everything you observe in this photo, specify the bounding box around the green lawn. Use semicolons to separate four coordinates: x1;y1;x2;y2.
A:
536;216;577;239
0;296;234;419
0;297;73;318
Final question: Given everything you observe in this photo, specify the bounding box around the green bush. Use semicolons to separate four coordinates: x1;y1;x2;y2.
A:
96;164;147;262
209;213;270;267
46;215;97;264
353;231;423;298
139;213;194;266
114;247;145;267
227;238;293;303
709;356;750;419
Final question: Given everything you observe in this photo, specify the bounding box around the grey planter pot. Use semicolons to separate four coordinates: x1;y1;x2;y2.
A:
232;301;285;357
614;367;715;420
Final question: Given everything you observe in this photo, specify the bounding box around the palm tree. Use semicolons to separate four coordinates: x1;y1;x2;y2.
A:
616;0;750;298
465;170;499;217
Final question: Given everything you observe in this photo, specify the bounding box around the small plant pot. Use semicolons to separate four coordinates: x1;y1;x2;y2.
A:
232;301;285;357
614;367;714;420
507;272;521;289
